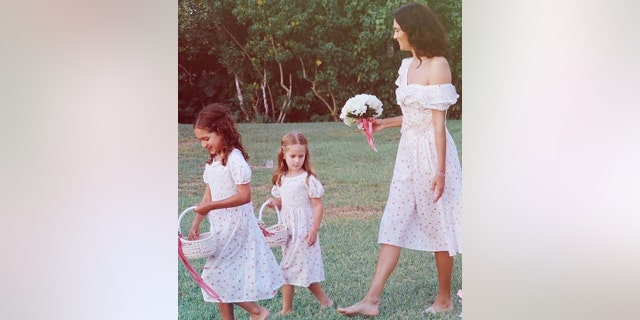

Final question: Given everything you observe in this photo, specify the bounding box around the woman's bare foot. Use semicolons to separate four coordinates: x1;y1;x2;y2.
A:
337;301;379;317
250;305;270;320
422;300;454;314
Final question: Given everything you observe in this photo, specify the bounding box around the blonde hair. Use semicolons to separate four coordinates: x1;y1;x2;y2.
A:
271;131;317;186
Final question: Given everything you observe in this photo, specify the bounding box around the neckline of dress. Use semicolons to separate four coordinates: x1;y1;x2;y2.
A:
402;60;452;88
284;171;307;179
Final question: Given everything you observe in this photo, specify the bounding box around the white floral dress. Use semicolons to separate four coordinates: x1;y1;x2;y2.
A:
200;149;284;302
271;172;326;287
377;58;463;256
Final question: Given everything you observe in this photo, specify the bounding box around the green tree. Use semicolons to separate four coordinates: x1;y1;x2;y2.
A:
178;0;462;123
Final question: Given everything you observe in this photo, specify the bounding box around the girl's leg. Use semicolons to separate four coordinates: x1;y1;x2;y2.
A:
308;282;333;308
424;251;454;313
337;244;402;317
278;284;295;315
217;303;234;320
235;301;270;320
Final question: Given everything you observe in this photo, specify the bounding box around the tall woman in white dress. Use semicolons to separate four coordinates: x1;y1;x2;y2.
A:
338;2;462;317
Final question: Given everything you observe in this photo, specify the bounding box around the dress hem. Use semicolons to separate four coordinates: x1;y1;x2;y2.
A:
377;240;462;256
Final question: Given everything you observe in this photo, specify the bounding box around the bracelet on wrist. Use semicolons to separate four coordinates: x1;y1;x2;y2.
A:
436;171;445;177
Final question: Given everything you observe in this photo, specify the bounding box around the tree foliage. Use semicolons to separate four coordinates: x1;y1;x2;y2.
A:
178;0;462;123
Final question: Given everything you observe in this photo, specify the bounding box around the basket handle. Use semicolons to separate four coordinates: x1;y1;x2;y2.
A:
178;206;213;236
258;200;281;224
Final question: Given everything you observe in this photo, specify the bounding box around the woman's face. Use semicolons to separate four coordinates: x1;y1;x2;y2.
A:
393;19;411;51
194;127;223;155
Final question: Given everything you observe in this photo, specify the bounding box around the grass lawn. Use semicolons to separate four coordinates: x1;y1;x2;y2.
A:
178;121;462;319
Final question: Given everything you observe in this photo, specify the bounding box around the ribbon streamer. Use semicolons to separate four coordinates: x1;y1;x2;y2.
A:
178;234;221;302
356;118;377;152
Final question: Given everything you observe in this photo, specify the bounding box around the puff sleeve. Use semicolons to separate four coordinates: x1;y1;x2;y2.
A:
271;184;281;198
227;149;251;184
307;174;325;198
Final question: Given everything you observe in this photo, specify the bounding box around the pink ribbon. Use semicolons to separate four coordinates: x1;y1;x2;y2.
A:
356;118;377;152
178;234;221;302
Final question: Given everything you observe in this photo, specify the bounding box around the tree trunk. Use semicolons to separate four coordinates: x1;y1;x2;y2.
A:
261;67;269;120
277;62;292;123
234;73;250;122
299;57;338;121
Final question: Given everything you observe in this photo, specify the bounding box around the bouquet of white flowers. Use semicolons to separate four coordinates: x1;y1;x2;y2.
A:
339;94;383;151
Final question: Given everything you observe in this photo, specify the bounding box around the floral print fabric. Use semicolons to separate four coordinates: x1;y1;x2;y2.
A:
200;149;284;302
271;173;327;287
377;58;463;256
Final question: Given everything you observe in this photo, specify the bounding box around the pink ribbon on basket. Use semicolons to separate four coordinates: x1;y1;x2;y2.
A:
178;234;221;302
356;117;377;152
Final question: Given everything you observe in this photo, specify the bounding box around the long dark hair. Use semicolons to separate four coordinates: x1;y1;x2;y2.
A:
394;2;450;60
193;103;249;165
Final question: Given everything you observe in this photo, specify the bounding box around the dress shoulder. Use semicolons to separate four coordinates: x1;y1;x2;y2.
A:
227;149;251;184
271;184;280;198
396;83;459;111
306;174;324;198
395;58;413;87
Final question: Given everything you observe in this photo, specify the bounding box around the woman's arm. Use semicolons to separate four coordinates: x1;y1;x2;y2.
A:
431;109;446;203
372;116;403;133
427;56;452;203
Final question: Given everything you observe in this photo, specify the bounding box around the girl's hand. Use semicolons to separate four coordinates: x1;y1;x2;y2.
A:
431;175;445;203
266;198;277;209
188;220;201;240
304;228;318;247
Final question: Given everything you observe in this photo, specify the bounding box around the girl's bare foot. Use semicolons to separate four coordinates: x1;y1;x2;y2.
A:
274;309;292;317
250;305;270;320
337;301;379;317
320;299;334;309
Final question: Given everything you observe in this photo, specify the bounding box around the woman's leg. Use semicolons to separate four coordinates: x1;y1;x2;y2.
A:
424;251;454;312
217;303;234;320
337;244;402;316
308;282;333;308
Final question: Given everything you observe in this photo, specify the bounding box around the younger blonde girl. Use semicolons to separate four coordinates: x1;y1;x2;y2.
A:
267;131;333;315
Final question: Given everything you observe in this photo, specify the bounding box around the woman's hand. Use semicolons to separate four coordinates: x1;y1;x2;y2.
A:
305;228;318;247
371;118;385;134
431;175;445;203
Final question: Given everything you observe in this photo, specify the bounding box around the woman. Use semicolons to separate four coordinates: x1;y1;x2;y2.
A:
338;2;462;317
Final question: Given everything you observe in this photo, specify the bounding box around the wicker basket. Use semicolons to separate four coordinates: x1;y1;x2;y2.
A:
258;200;289;248
178;206;217;259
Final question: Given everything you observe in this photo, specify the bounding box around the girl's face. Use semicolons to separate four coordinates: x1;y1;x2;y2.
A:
393;19;411;51
283;144;306;174
194;127;223;155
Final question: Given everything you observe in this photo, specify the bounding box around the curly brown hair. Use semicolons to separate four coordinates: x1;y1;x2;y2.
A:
193;103;249;166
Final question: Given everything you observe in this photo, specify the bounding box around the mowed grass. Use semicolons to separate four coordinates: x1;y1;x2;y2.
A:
178;121;462;319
